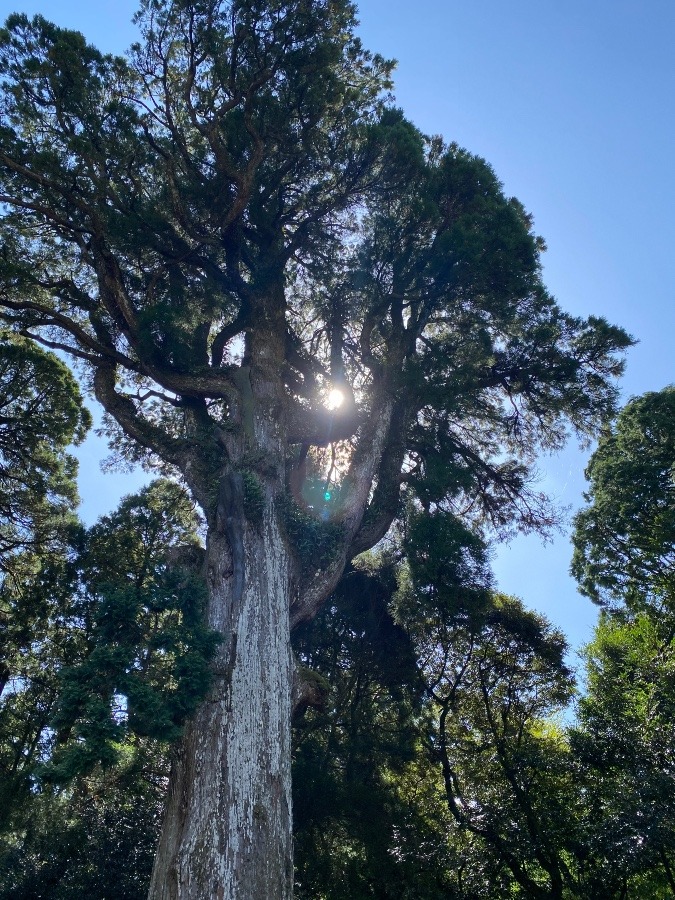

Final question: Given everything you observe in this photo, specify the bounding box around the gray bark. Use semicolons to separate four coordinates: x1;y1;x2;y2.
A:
148;503;294;900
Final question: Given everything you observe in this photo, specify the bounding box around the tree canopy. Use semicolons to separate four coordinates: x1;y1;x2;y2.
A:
0;2;630;554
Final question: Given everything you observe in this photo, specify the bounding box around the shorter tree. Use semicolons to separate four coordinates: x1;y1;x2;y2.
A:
572;390;675;896
0;743;166;900
0;480;216;858
46;480;218;781
572;386;675;612
0;331;90;584
292;557;455;900
0;332;89;832
571;611;675;898
419;594;577;899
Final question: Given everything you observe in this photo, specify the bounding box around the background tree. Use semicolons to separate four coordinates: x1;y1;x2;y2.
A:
0;743;167;900
292;557;456;900
572;386;675;612
0;480;215;862
570;612;675;899
397;512;579;900
0;331;89;832
0;1;631;896
571;385;675;897
426;597;578;900
0;331;89;586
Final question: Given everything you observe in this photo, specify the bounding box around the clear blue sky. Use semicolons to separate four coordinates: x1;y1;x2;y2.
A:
2;0;673;658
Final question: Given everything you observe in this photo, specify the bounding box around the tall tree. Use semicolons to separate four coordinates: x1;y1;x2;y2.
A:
0;2;631;896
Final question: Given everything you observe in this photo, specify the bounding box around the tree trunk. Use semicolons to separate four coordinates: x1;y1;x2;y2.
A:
148;500;294;900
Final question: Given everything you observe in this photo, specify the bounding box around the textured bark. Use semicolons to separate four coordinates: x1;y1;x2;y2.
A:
148;293;298;899
148;506;294;900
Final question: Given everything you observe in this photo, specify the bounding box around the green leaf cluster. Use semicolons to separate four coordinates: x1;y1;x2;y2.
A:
44;481;219;780
278;493;345;573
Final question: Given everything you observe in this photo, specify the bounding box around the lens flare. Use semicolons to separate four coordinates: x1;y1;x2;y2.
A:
326;388;344;410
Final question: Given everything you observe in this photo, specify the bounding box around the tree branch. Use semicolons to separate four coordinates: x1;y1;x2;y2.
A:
92;362;187;469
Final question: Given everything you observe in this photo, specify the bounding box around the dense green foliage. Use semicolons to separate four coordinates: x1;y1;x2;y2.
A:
572;387;675;611
0;480;217;856
46;480;219;779
0;333;90;840
3;471;675;898
569;384;675;897
0;331;90;580
0;0;659;896
0;744;166;900
570;611;675;898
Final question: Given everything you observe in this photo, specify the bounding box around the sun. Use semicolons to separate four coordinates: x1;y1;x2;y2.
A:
326;388;344;410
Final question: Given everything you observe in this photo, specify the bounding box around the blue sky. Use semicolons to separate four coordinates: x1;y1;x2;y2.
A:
2;0;673;657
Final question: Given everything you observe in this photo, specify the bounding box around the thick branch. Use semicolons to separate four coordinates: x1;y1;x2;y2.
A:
211;309;249;368
349;399;410;556
0;295;143;373
289;388;395;630
92;362;187;469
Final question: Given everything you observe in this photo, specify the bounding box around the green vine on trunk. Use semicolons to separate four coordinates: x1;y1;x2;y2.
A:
277;494;344;575
241;469;265;525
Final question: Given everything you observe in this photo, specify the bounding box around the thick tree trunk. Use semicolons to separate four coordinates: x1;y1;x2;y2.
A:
148;502;294;900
